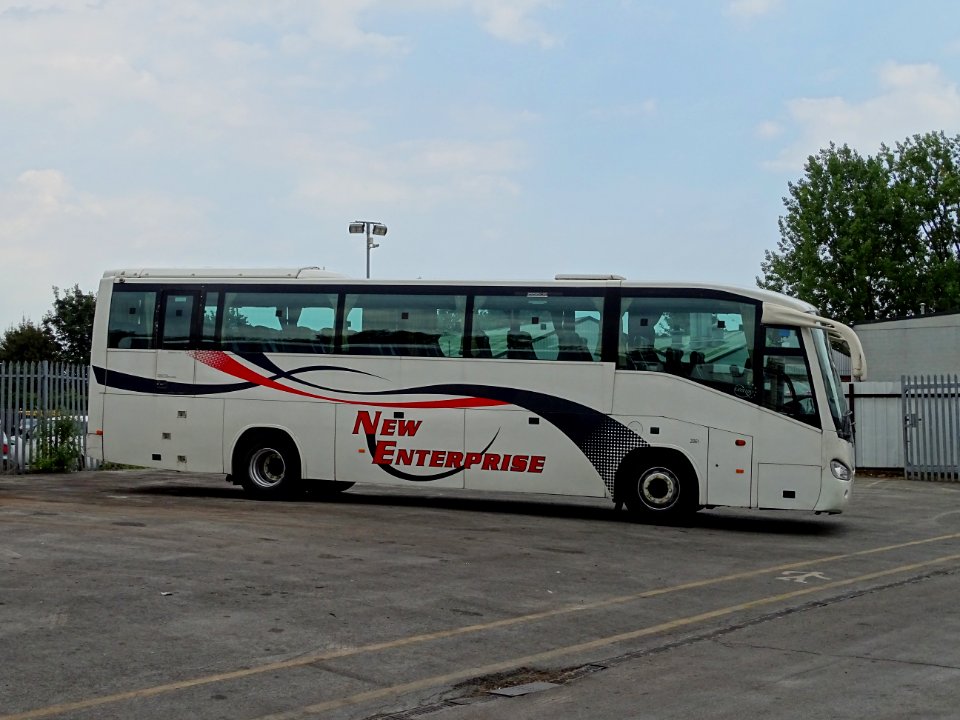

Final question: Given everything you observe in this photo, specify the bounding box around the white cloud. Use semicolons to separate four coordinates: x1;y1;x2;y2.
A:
589;99;658;121
724;0;783;20
767;62;960;170
471;0;559;48
291;137;525;211
0;0;555;325
755;120;783;139
0;171;209;325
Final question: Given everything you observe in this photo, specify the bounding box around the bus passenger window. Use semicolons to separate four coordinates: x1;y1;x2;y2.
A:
107;289;157;349
470;293;602;361
341;294;466;358
202;291;219;345
161;293;196;349
222;291;338;354
618;295;758;399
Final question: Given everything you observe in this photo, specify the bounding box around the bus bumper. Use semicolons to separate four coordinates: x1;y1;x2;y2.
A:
815;463;854;513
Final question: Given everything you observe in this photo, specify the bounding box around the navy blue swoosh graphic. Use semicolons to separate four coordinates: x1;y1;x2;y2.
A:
236;353;386;390
93;362;379;397
94;366;648;493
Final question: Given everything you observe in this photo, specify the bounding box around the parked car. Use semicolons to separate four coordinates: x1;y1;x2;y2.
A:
2;431;9;470
18;417;38;439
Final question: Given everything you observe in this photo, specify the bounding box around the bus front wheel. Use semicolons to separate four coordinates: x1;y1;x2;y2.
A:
238;435;302;499
618;453;698;520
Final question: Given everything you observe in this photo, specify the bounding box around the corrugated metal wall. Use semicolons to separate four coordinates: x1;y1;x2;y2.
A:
850;382;903;470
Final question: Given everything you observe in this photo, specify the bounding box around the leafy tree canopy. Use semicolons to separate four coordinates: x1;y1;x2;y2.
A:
43;285;96;365
0;319;60;362
758;131;960;325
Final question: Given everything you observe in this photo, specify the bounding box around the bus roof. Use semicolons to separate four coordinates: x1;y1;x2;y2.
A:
101;268;817;313
103;267;348;280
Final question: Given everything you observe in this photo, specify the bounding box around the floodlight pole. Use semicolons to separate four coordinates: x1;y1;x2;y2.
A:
349;221;387;279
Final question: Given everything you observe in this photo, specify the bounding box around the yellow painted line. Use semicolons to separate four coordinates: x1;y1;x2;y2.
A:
256;552;960;720
3;532;960;720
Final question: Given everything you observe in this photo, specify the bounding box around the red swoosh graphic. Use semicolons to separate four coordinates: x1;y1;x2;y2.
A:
191;350;507;410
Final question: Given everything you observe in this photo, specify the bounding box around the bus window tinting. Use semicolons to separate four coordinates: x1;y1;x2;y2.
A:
618;296;757;397
470;294;603;361
222;291;337;353
107;289;157;349
343;293;466;358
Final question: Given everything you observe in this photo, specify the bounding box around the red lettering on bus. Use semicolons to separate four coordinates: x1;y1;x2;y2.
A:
510;455;529;472
353;410;382;435
398;420;422;436
373;440;396;464
445;451;464;468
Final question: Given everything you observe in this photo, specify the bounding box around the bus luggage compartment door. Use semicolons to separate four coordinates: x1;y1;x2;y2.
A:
706;428;753;508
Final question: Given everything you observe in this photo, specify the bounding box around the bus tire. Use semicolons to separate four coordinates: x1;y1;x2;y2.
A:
237;432;302;500
617;451;699;520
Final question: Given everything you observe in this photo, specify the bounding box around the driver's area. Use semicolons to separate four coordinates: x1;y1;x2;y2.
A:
760;326;820;427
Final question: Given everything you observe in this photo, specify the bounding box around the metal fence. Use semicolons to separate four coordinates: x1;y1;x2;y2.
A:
902;375;960;481
0;361;94;474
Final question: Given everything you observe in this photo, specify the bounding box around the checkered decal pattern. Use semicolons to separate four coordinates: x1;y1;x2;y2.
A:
578;417;649;495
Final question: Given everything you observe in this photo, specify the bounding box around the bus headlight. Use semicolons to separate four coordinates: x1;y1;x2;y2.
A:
830;460;852;481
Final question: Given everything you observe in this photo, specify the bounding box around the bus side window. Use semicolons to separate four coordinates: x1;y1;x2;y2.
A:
221;291;338;354
618;295;758;399
160;293;197;349
202;291;220;346
341;294;466;358
470;293;603;361
760;327;819;426
107;289;158;349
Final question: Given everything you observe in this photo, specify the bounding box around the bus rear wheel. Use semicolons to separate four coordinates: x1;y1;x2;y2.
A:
239;435;302;499
618;454;698;520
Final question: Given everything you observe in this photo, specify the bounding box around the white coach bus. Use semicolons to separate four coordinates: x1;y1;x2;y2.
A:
86;268;866;518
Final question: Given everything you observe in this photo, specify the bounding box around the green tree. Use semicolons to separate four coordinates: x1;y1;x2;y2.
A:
0;319;60;362
43;285;96;365
759;132;960;325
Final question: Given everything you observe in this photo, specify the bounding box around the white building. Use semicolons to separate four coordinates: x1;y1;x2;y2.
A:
845;311;960;474
854;312;960;382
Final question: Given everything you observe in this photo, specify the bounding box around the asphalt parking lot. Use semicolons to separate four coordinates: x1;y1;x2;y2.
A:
2;470;960;720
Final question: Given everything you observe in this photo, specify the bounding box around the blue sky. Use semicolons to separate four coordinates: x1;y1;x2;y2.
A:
2;0;960;328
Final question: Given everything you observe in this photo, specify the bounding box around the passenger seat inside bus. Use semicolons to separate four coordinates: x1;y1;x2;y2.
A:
506;331;537;360
556;330;593;361
468;332;493;358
